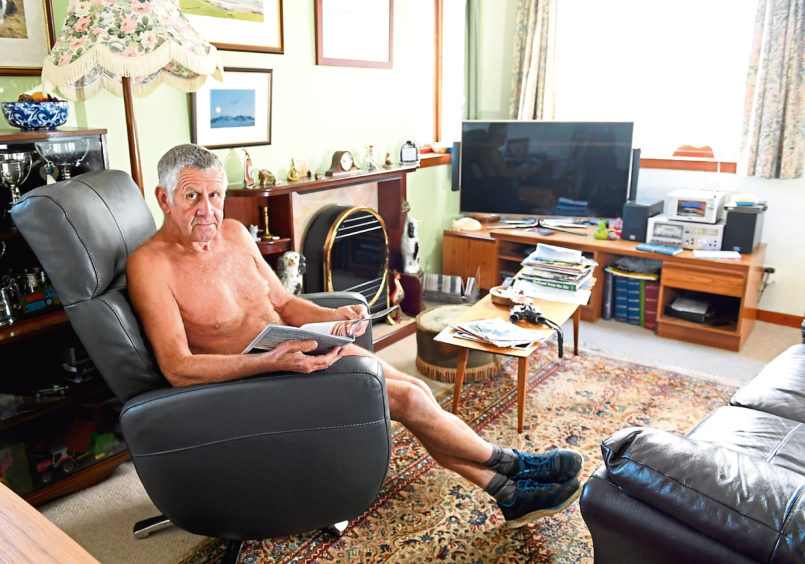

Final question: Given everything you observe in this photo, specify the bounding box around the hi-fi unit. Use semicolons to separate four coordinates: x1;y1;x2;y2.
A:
666;189;725;224
646;215;725;250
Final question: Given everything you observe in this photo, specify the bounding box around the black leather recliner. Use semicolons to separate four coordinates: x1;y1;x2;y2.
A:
11;170;392;558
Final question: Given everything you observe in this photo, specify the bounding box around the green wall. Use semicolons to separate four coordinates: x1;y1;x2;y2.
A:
0;0;458;273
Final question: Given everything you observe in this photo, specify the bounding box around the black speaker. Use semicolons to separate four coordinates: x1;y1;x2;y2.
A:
451;141;461;191
722;203;766;253
628;148;641;200
621;200;664;242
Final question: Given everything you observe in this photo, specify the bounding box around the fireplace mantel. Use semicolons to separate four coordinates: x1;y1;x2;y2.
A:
225;164;418;271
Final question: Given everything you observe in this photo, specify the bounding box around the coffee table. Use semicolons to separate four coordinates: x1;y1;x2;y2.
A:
433;295;581;433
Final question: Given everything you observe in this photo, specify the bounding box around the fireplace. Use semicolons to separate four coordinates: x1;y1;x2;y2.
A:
303;205;389;314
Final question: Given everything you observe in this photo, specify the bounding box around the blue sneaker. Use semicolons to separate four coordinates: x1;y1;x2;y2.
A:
513;449;583;482
497;478;582;528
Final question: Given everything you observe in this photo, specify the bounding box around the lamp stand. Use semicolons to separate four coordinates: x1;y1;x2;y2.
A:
122;76;144;195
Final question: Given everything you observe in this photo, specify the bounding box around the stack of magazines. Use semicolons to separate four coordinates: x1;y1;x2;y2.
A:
451;318;547;349
508;243;596;305
519;243;596;291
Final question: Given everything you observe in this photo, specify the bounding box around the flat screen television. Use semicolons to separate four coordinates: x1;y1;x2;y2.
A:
459;121;635;219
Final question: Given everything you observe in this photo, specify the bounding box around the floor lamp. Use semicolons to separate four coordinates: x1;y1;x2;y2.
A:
40;0;224;194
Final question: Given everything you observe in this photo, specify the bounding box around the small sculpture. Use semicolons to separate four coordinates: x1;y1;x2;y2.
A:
258;169;276;187
389;269;404;322
383;152;393;169
277;251;306;295
366;145;377;171
401;213;421;275
248;224;260;241
243;149;255;188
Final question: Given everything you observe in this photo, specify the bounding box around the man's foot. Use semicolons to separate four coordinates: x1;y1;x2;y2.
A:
497;478;583;528
513;449;583;483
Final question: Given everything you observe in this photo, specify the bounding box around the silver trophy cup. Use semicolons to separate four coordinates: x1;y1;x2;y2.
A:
0;152;33;205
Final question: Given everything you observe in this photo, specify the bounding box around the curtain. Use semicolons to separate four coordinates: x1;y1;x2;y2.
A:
739;0;804;179
509;0;557;120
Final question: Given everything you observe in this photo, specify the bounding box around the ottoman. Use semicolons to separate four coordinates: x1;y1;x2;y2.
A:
415;305;500;382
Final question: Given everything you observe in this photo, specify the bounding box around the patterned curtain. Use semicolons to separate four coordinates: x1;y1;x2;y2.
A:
509;0;557;120
739;0;804;179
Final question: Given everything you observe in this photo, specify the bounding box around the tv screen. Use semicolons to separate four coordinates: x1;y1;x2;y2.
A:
459;121;634;218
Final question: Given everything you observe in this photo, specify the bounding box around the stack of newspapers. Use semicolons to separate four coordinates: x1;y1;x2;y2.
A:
513;243;596;305
451;318;547;349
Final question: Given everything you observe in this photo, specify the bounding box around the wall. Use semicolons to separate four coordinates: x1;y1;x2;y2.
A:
0;0;454;273
468;0;805;319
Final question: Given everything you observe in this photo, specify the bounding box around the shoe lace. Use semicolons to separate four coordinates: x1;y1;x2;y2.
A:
518;449;557;470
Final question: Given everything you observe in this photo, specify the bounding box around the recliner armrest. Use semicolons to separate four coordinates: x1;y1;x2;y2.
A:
601;427;805;564
120;355;391;539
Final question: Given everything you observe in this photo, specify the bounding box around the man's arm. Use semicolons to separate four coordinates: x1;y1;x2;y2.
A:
126;245;344;387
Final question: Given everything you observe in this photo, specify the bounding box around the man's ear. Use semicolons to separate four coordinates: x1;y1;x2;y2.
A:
155;186;171;214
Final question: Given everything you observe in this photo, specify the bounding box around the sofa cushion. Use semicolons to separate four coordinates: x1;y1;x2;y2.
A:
730;344;805;423
602;426;805;563
687;406;805;476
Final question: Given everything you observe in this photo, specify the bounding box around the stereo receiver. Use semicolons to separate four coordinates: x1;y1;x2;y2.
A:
646;215;725;250
667;189;725;224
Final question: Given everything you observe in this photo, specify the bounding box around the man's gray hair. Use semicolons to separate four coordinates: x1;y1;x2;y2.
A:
157;144;223;204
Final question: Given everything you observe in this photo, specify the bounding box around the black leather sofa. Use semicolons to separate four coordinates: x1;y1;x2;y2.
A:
580;336;805;563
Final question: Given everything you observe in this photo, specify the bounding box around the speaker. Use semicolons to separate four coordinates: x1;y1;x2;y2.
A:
721;203;766;253
621;200;664;242
451;141;461;191
628;148;641;201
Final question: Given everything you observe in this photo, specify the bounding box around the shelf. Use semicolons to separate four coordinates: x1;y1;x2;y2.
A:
226;164;418;198
0;128;108;143
25;450;130;506
256;238;292;255
0;311;69;345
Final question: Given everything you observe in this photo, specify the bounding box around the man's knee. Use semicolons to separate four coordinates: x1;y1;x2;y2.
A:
390;381;434;419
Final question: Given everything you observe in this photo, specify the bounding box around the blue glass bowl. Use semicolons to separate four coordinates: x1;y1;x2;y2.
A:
2;101;69;131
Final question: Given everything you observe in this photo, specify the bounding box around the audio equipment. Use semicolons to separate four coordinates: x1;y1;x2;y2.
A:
647;215;725;250
451;141;460;191
621;199;664;242
628;147;641;201
722;203;766;253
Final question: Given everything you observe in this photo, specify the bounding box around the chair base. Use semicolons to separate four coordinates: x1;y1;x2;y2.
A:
133;514;173;539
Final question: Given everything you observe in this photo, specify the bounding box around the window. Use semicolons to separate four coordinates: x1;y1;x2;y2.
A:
553;0;756;161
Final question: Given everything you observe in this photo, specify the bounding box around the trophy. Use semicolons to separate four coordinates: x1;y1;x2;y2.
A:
34;138;92;181
0;152;33;206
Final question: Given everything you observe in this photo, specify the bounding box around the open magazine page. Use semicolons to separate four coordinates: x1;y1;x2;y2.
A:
241;305;398;354
451;318;547;349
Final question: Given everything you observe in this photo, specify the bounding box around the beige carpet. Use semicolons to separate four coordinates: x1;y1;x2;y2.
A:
38;317;801;563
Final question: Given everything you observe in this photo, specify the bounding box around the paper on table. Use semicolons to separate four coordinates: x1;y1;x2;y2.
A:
692;250;742;260
511;277;593;305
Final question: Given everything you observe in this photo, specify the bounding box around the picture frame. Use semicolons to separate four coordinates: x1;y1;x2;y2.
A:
0;0;54;75
190;68;273;149
315;0;393;69
180;0;283;54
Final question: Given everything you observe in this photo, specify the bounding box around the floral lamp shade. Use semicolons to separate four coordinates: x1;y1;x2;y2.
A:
41;0;224;101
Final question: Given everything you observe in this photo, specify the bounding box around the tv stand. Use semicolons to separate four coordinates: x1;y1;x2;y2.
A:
443;226;766;351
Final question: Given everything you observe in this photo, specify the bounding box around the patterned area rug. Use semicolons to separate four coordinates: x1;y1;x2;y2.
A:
179;347;736;563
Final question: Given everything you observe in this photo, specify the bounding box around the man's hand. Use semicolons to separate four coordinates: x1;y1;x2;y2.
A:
265;340;344;373
334;304;369;338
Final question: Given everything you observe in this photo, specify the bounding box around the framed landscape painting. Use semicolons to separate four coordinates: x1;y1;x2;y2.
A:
0;0;53;75
190;68;273;149
179;0;283;53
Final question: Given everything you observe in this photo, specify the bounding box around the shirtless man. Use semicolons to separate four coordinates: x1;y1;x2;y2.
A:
126;144;583;529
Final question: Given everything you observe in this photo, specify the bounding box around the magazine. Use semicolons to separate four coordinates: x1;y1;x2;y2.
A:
242;306;398;354
451;318;547;349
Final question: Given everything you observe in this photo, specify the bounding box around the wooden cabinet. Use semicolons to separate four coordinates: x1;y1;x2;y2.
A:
0;129;129;506
443;226;767;351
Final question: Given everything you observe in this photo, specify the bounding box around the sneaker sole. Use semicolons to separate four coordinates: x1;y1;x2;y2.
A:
504;481;583;529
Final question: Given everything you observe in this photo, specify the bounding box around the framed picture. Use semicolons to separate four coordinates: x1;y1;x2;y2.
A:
190;68;273;149
315;0;393;69
180;0;283;54
0;0;54;75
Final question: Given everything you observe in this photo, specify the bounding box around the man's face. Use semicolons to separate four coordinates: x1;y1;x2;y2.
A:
159;166;226;243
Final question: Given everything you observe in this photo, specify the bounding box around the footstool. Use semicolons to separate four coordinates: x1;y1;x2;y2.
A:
415;305;500;382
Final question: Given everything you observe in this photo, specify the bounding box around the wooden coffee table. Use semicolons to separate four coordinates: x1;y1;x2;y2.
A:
434;295;581;433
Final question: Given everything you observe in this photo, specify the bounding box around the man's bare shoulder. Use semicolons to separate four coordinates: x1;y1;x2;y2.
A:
126;234;172;277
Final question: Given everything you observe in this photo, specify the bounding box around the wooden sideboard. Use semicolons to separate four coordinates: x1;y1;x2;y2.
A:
443;226;766;351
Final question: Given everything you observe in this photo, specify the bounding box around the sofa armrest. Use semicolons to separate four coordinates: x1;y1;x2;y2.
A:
301;291;373;351
120;355;391;539
601;427;805;564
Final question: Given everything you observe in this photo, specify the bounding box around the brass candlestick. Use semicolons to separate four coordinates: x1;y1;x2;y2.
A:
260;205;278;241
